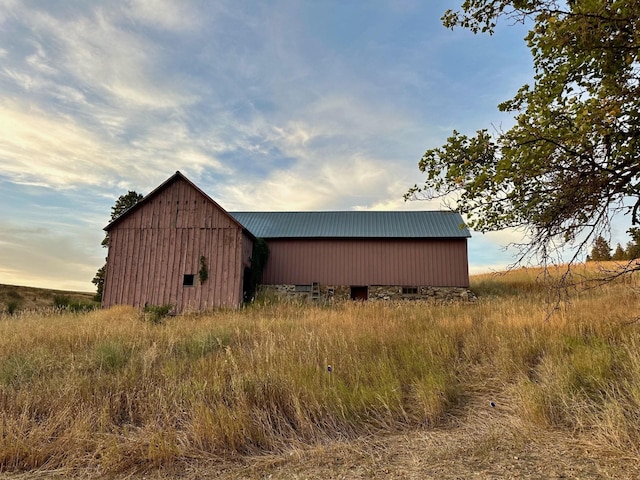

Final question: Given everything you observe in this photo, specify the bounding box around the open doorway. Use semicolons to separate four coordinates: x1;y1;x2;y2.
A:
350;286;368;301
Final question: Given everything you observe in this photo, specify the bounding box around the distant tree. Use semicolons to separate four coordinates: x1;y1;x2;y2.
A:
612;243;626;261
91;264;107;302
93;191;143;302
625;228;640;260
101;191;145;247
407;1;640;269
588;236;612;262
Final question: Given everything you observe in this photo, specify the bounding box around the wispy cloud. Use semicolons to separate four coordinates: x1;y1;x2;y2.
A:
28;5;199;109
0;100;111;187
0;0;540;289
123;0;207;32
0;222;101;291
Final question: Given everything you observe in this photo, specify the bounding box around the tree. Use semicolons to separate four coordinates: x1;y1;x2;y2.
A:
625;227;640;260
612;242;626;261
407;1;640;267
100;191;145;247
588;236;612;261
93;191;144;301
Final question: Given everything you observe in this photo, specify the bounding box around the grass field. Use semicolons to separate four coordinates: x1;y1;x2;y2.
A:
0;284;95;313
1;263;640;477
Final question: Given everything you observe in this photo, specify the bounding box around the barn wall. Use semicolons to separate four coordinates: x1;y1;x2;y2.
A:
261;238;469;287
103;179;246;312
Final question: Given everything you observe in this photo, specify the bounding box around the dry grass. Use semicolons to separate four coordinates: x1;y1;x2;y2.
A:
0;284;95;314
1;266;640;477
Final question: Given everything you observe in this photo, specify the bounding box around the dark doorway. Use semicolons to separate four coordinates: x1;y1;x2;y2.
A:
350;286;368;301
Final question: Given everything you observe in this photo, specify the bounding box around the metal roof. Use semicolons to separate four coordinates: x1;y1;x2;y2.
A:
229;211;470;239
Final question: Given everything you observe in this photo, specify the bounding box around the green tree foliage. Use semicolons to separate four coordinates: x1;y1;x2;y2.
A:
91;264;106;302
407;1;640;264
612;242;626;261
245;238;270;302
588;236;612;261
93;191;144;302
625;227;640;260
100;191;145;248
199;255;208;284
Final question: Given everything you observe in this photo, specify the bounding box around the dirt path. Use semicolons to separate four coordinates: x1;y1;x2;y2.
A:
217;399;639;480
3;394;638;479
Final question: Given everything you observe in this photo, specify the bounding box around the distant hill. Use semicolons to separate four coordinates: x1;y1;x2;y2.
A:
0;284;96;313
2;262;635;315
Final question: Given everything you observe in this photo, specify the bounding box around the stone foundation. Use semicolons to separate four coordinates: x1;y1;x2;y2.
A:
259;284;476;303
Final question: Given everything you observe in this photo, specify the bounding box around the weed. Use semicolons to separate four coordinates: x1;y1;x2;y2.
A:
94;341;130;372
144;304;173;324
0;354;37;387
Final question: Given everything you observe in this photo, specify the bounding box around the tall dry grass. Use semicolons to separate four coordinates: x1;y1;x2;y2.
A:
1;266;640;474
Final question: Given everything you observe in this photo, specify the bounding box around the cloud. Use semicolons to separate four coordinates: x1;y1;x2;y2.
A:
1;2;201;111
0;1;540;291
0;222;101;291
0;101;110;187
218;149;418;212
49;10;198;108
0;0;429;200
123;0;206;32
208;94;426;211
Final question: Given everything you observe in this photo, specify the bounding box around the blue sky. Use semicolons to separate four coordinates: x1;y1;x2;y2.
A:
0;0;548;292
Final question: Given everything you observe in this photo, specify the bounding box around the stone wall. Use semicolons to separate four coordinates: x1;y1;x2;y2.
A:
259;284;476;303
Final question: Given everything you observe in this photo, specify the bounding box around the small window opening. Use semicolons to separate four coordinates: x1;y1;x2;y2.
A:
402;287;418;295
183;274;195;287
350;286;368;301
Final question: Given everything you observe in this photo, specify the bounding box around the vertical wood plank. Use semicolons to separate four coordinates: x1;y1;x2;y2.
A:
184;225;195;311
215;229;223;307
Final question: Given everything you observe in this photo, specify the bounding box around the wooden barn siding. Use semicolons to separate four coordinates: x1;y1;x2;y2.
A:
103;179;246;311
261;238;469;287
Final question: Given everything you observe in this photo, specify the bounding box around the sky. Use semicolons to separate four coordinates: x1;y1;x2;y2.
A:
0;0;547;292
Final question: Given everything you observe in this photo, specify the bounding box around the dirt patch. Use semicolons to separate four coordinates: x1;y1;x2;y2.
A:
223;400;639;480
2;391;637;479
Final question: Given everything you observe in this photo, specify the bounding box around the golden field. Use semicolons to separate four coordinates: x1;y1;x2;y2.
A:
1;263;640;478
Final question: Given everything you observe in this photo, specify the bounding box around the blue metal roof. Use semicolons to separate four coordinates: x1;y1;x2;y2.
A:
229;211;470;239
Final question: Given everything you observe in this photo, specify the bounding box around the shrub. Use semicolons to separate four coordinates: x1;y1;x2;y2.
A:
144;304;173;324
68;301;98;313
52;295;71;309
6;300;20;315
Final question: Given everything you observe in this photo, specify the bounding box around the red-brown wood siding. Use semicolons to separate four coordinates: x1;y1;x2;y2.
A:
261;238;469;287
103;179;250;312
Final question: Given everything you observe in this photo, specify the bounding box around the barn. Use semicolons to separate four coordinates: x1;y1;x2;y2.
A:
230;211;471;301
102;172;255;312
102;171;471;312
